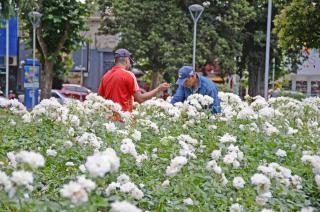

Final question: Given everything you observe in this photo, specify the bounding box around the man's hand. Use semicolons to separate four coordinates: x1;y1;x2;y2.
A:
157;83;171;92
134;83;171;103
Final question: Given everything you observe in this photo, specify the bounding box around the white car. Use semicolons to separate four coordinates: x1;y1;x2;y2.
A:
18;89;70;105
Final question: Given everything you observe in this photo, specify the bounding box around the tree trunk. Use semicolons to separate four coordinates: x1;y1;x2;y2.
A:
248;51;265;97
151;70;160;90
40;60;54;99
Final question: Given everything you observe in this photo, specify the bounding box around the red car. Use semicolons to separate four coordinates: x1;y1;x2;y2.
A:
60;84;91;101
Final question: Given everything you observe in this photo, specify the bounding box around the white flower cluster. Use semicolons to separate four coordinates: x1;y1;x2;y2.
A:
77;132;102;149
263;122;279;136
183;197;194;205
105;174;144;200
237;107;257;120
0;170;34;197
120;138;148;165
142;98;181;120
287;126;298;136
120;138;138;157
250;173;272;205
170;94;214;119
0;98;26;114
275;149;287;158
232;177;246;189
251;96;268;111
185;94;213;109
218;92;244;112
161;179;170;187
300;206;317;212
139;119;159;134
206;150;228;186
223;144;244;168
177;134;198;159
219;133;237;143
131;130;142;141
46;149;57;157
166;156;188;177
239;122;260;133
84;148;120;177
83;93;122;115
60;175;96;204
32;98;65;118
229;203;243;212
257;163;302;189
103;122;117;133
301;154;320;188
165;135;199;177
258;107;283;120
15;150;45;170
110;201;141;212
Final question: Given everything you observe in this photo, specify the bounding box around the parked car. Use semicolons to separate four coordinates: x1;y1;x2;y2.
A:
18;89;70;105
60;84;91;101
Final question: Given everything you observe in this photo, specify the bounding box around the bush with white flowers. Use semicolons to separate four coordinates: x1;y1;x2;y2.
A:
0;92;319;211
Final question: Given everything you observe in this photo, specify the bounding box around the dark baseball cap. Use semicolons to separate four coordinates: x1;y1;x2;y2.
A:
176;66;195;86
114;48;135;63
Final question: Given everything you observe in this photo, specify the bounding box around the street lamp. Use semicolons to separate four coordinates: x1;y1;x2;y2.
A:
189;4;204;72
264;0;272;99
28;11;42;106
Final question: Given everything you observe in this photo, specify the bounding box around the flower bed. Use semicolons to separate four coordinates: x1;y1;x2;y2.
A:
0;93;319;211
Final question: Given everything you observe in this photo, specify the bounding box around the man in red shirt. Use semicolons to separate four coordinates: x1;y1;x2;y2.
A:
98;49;170;112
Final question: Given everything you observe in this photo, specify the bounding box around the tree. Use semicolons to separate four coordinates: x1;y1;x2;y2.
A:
274;0;320;54
237;0;287;96
99;0;254;88
19;0;92;99
0;0;21;18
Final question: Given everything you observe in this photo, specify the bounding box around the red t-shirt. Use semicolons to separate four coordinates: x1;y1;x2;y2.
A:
98;66;139;112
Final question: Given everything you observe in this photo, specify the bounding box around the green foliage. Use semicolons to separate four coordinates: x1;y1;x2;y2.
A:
217;83;232;93
278;90;306;100
0;94;320;210
19;0;93;62
274;0;320;54
0;0;20;19
99;0;255;77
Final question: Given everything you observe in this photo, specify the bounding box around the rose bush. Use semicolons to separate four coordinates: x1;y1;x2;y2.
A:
0;93;319;211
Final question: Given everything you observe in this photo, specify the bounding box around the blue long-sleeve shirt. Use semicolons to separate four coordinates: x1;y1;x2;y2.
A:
171;76;221;114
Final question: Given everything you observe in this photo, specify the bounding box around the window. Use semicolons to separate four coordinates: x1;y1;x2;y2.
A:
296;81;307;93
75;87;88;93
311;81;320;97
51;92;60;99
65;86;78;92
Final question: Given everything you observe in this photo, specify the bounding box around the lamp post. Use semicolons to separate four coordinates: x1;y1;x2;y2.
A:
28;11;42;107
264;0;272;99
189;4;204;72
5;19;9;98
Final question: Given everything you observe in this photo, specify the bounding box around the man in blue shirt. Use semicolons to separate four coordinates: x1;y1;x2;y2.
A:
171;66;221;114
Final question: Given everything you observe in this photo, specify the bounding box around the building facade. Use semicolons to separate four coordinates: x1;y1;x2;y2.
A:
288;49;320;96
70;15;119;91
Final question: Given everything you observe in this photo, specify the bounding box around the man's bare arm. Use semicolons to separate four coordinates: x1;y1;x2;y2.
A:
134;83;171;103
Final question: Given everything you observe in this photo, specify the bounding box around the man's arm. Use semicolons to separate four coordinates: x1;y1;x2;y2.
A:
134;83;171;103
98;80;104;96
209;85;221;114
171;86;185;104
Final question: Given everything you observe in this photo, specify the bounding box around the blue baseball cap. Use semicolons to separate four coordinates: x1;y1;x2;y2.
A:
114;48;135;63
176;66;195;86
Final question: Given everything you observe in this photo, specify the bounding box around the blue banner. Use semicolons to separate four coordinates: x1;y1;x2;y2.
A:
24;88;39;110
0;18;19;57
